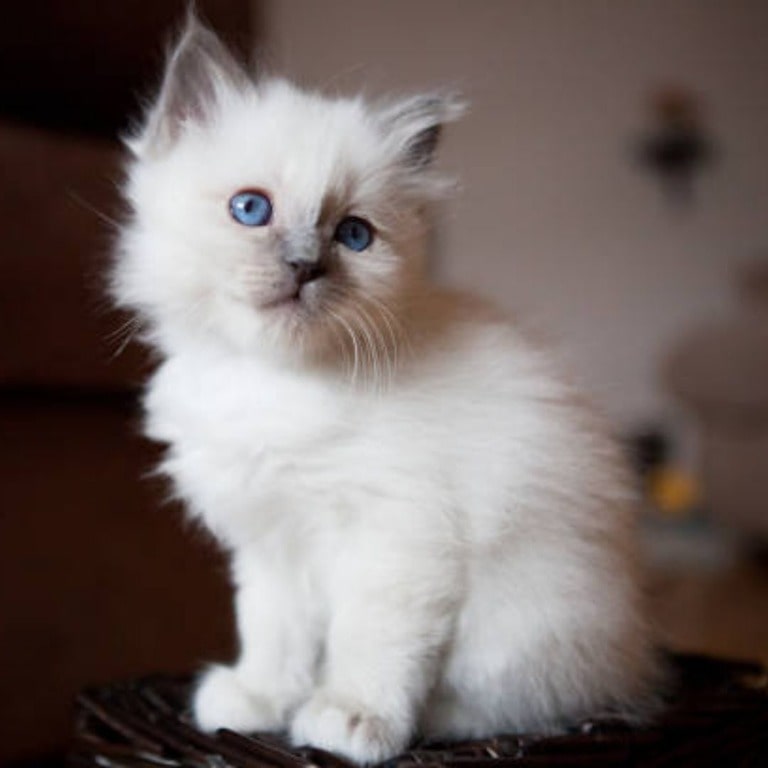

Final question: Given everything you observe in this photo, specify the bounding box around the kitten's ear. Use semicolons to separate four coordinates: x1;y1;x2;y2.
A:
128;11;250;158
379;93;466;169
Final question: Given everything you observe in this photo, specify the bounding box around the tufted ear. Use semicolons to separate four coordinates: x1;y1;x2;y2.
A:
128;11;250;158
379;92;466;169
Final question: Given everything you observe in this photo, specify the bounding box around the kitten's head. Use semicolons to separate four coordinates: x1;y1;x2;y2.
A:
114;15;463;373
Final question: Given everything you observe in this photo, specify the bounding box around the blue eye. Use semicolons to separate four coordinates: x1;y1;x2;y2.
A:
334;216;374;252
229;190;273;227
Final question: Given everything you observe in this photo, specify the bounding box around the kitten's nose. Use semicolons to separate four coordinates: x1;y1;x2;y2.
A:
284;255;326;285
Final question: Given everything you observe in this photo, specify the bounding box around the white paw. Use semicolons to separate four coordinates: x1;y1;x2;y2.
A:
290;692;409;764
193;664;285;733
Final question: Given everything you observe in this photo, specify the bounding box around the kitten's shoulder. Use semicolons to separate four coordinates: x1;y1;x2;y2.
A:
408;287;550;370
412;287;507;328
404;287;591;418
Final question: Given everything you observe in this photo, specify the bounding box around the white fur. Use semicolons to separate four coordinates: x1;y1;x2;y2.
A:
114;19;660;764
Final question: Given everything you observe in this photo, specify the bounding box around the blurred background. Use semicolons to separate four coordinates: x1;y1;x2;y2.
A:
2;1;767;765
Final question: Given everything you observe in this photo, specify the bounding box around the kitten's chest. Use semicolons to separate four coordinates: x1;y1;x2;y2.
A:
149;355;345;446
145;356;355;530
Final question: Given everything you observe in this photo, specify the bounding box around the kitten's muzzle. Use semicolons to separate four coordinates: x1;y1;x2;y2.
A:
284;253;327;286
280;233;327;287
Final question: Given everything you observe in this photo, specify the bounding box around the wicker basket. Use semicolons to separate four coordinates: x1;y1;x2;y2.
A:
71;653;767;768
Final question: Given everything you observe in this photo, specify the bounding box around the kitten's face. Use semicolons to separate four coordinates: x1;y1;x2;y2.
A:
116;19;462;370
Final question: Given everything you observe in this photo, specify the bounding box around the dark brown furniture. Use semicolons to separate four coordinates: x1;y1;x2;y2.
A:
0;3;253;763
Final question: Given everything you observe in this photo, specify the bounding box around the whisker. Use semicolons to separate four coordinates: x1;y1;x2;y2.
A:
362;296;404;378
370;305;392;392
113;327;137;359
360;294;412;391
105;315;138;342
106;315;141;359
354;301;395;395
328;306;360;386
66;190;122;231
324;317;348;374
351;304;382;391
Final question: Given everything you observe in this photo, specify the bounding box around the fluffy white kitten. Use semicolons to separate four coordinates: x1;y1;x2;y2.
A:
114;16;661;764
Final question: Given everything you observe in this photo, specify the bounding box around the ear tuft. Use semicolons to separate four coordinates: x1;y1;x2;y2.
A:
380;92;467;169
128;9;250;158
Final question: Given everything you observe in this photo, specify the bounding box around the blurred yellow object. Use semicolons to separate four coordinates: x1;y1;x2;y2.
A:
648;467;699;517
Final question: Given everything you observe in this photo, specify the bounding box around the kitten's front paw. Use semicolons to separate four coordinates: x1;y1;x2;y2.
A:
193;665;285;733
290;692;409;764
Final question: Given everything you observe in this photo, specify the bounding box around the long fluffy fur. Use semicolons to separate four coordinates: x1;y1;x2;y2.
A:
113;16;662;764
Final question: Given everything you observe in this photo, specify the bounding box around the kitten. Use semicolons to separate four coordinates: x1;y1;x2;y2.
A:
113;15;662;764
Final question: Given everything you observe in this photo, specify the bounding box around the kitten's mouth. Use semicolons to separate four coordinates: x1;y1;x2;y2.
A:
263;289;301;309
261;282;315;311
261;261;329;313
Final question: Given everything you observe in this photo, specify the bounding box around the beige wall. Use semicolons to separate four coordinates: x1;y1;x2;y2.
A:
256;0;768;437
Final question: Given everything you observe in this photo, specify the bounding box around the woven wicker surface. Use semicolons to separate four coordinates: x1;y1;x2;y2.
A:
71;654;768;768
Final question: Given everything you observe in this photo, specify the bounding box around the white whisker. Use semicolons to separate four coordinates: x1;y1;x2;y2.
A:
354;301;394;395
363;295;408;378
328;307;361;386
67;190;122;230
350;305;379;388
325;310;353;377
106;315;141;359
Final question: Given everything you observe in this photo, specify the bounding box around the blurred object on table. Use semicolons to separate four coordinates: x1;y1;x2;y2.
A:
666;259;768;542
